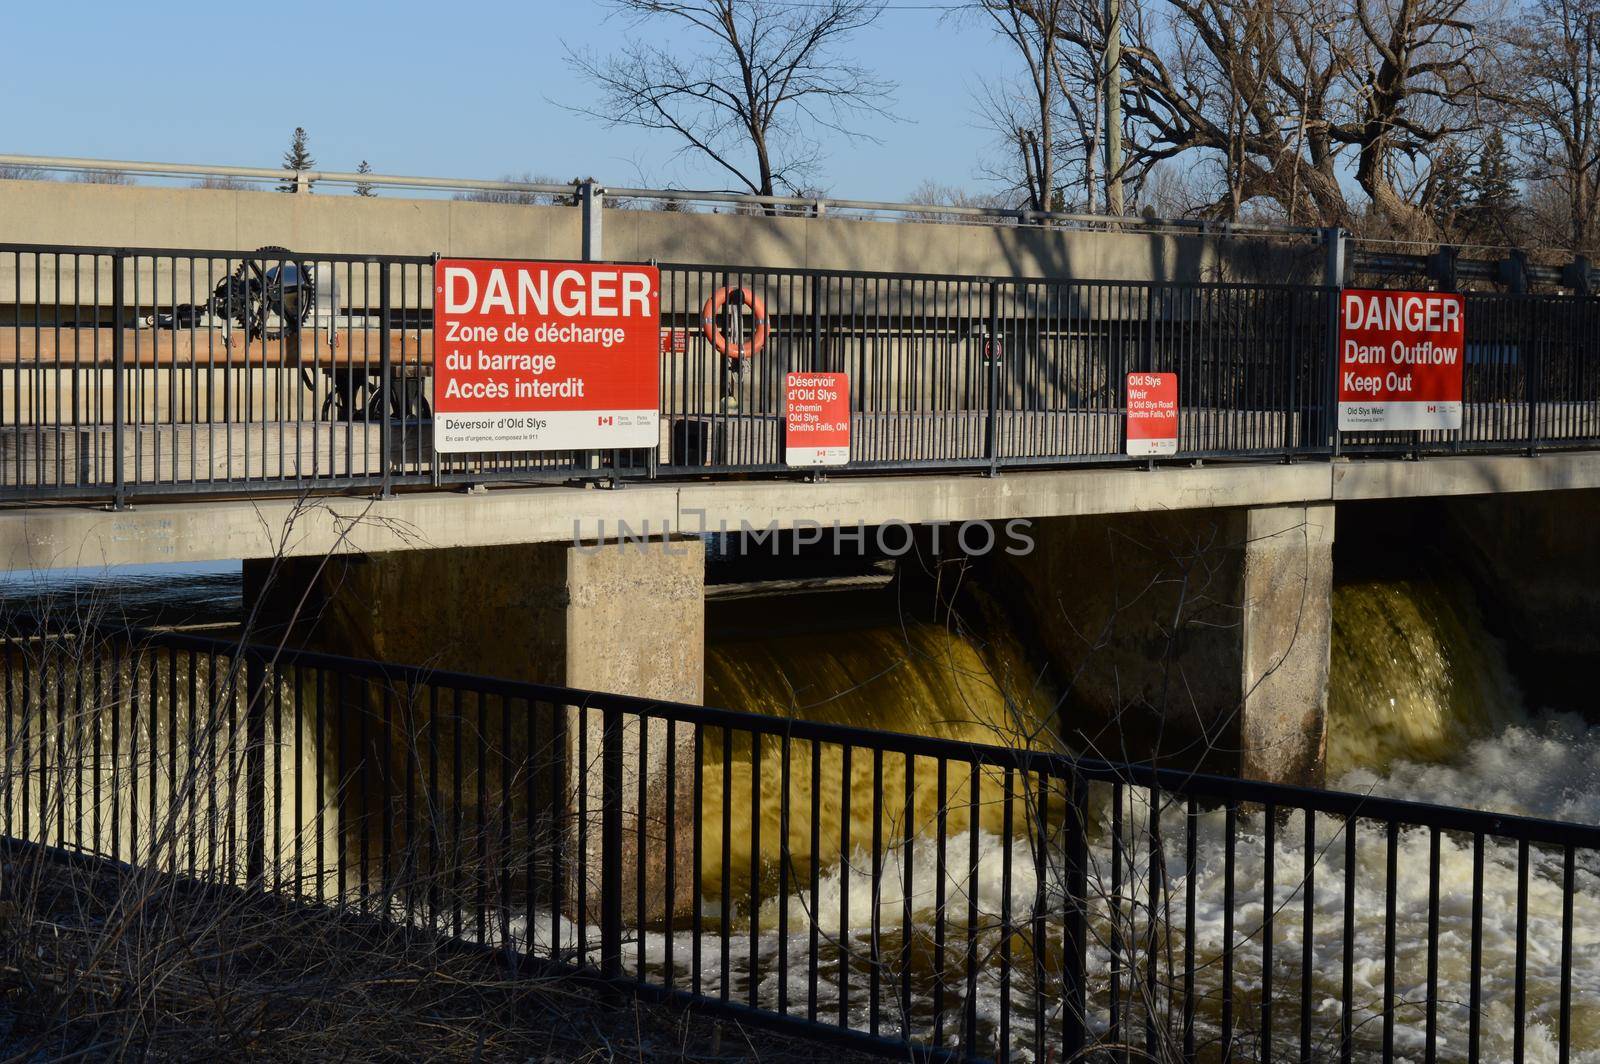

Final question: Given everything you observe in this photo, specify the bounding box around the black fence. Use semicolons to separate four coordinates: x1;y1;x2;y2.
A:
6;241;1600;504
3;626;1594;1062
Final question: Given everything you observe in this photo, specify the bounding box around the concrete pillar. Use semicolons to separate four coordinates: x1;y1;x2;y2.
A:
1239;503;1334;786
563;541;702;924
245;538;702;921
986;503;1333;785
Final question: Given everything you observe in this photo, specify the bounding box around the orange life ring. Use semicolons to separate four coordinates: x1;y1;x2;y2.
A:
699;286;769;359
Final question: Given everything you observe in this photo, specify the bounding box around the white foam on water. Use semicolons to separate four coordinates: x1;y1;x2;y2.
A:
1336;712;1600;825
457;717;1600;1064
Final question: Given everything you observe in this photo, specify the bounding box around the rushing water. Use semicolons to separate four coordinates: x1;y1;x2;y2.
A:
687;580;1600;1061
1327;577;1526;778
2;560;1596;1060
0;561;242;631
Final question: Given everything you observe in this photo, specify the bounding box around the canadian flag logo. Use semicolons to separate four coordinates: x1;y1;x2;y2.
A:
597;415;614;426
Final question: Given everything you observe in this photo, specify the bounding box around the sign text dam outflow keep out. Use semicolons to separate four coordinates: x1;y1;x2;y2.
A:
1337;289;1465;432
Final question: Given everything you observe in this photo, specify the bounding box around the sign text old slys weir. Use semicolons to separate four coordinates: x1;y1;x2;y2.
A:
1126;372;1178;457
432;260;661;453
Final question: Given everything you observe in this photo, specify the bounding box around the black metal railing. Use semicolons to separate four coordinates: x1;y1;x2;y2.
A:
3;626;1594;1062
658;268;1335;474
7;240;1600;504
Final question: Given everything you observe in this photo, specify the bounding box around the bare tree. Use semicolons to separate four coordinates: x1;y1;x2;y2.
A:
74;169;136;186
965;0;1119;213
1099;0;1350;222
564;1;895;196
1513;0;1600;251
1345;0;1504;229
452;172;569;206
1063;0;1506;229
970;0;1079;212
904;177;1012;222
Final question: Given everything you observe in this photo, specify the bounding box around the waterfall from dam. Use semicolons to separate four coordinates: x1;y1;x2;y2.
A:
700;572;1573;812
1326;576;1526;779
691;574;1598;1061
699;619;1057;899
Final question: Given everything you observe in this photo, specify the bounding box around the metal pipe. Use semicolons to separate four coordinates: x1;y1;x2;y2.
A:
0;153;577;197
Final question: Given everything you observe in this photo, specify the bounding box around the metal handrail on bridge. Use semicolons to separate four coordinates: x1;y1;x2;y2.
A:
0;625;1591;1061
0;152;1324;237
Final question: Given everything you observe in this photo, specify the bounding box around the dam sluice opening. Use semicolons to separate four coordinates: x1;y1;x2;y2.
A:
3;501;1598;1061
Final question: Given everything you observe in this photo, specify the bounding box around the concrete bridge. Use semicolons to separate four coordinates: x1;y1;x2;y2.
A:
10;450;1600;785
5;174;1600;798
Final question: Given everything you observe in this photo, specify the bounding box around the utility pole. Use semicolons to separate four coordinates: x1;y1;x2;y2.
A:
1103;0;1124;216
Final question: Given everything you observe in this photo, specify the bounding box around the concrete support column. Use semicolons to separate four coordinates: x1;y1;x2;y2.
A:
564;541;701;924
245;537;702;921
1239;503;1334;786
987;503;1333;785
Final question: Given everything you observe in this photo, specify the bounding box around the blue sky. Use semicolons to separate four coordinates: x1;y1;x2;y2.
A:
4;1;1015;201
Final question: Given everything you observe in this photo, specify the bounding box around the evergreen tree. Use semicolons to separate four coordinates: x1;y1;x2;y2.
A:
1463;132;1522;244
279;128;315;193
354;160;376;197
1427;142;1472;238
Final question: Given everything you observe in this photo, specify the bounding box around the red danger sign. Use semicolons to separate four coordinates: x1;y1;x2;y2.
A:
432;259;660;453
785;372;850;466
1338;289;1464;431
1126;372;1178;457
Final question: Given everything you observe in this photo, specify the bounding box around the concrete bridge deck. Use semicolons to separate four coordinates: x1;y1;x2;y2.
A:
5;450;1598;571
